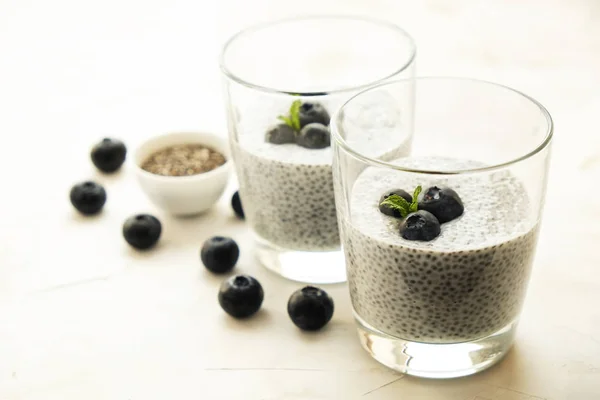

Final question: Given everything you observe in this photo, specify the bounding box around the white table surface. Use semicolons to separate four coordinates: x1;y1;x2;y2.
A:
1;0;599;399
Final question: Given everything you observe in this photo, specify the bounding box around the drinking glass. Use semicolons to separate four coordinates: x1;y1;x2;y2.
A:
220;16;416;283
331;78;553;377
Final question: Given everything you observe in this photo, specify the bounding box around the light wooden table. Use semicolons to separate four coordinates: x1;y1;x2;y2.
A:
0;0;598;398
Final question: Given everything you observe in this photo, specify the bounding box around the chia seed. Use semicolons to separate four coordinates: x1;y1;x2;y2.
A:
141;144;226;176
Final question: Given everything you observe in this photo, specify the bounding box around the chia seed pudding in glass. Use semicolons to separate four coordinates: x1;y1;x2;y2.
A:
332;78;552;378
221;16;416;283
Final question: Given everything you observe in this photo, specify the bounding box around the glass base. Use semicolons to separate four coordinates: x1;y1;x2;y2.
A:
254;236;347;284
356;314;517;378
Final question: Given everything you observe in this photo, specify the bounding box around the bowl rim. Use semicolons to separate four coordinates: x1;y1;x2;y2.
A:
133;131;231;182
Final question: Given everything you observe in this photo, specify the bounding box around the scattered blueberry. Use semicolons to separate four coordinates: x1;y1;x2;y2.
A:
265;124;296;144
231;191;245;219
122;214;162;249
378;189;412;218
287;286;334;331
218;275;264;318
417;186;464;223
201;236;240;274
399;210;441;241
69;181;107;215
298;102;330;128
296;123;330;149
91;138;127;173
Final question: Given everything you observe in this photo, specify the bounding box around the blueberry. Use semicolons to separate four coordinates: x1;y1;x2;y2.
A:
417;186;464;223
296;123;330;149
399;210;441;241
218;275;264;318
91;138;127;173
231;191;244;219
122;214;162;249
69;181;107;215
265;124;296;144
201;236;240;274
287;286;334;331
298;102;330;128
378;189;412;218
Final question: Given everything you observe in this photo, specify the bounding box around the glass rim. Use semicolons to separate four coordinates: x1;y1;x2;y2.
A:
330;76;554;175
219;15;417;96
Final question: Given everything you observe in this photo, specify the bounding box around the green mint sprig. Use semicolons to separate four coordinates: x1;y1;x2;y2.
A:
380;186;422;218
278;100;302;131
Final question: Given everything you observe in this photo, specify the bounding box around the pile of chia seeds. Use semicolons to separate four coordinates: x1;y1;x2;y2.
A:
142;144;226;177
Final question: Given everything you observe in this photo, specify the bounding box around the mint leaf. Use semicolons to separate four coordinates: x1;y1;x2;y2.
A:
278;115;293;127
409;185;422;213
289;100;301;131
380;186;423;218
380;194;410;218
277;100;302;131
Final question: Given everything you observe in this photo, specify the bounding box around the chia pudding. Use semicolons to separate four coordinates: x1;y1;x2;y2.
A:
342;157;540;343
231;99;411;251
232;141;338;250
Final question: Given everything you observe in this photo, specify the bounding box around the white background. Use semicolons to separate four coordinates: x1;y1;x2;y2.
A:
0;0;599;399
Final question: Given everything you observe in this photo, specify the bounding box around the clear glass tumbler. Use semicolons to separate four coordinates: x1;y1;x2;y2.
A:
331;78;553;378
220;16;416;284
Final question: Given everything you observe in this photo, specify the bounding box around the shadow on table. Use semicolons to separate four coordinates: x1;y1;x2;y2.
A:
221;308;272;331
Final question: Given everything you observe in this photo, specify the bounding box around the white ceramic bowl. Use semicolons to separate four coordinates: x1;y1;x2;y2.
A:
134;131;231;216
